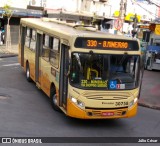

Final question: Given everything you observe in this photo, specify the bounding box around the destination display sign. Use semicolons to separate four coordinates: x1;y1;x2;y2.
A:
86;40;128;49
81;80;107;87
74;37;139;50
80;79;126;89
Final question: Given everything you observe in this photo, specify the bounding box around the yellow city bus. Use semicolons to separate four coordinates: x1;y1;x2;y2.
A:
18;18;144;119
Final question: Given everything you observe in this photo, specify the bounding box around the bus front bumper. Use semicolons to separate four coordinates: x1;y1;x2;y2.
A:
67;99;138;119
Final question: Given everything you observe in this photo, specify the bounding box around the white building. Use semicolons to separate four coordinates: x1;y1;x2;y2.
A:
1;0;158;21
0;0;159;43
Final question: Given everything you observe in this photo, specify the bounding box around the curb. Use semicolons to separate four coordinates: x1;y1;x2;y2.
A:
138;102;160;110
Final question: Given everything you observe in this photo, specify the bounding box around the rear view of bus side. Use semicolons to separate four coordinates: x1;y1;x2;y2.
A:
18;18;143;119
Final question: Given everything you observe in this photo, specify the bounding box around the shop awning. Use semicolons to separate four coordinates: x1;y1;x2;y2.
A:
0;7;43;18
113;11;141;22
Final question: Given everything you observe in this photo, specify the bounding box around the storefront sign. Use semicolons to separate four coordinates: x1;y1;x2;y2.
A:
155;25;160;35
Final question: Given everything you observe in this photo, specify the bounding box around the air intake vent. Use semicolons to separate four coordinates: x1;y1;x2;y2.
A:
82;91;131;100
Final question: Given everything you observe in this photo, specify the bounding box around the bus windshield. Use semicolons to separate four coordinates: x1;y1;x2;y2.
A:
70;52;140;90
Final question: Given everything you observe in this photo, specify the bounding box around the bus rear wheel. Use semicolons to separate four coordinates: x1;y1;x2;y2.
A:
26;63;32;82
50;89;60;111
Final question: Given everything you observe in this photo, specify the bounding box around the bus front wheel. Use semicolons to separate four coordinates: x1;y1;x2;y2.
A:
50;88;60;111
26;63;32;82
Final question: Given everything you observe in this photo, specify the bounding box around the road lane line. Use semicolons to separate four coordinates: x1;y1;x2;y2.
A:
2;63;20;67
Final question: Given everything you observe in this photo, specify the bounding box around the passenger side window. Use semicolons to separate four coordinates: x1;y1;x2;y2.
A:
42;34;60;67
25;27;36;52
30;29;36;51
42;34;50;62
50;37;60;68
25;27;30;48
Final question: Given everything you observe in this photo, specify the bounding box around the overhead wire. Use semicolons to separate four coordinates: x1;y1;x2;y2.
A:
146;0;160;8
131;0;159;18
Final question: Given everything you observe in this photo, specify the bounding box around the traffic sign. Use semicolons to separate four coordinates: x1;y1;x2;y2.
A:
114;18;123;30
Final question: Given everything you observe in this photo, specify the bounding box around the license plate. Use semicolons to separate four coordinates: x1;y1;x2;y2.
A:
102;112;114;116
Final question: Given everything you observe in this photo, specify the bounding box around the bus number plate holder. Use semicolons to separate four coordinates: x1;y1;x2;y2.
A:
101;112;114;116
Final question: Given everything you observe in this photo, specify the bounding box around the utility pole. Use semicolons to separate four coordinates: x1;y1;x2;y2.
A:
119;0;127;33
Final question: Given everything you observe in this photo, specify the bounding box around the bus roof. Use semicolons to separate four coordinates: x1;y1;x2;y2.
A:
20;18;136;41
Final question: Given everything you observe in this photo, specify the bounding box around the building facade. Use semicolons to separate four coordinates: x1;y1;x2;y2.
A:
0;0;159;44
0;0;43;44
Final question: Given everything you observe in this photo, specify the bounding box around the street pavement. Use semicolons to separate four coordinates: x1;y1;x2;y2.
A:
139;69;160;110
0;44;160;110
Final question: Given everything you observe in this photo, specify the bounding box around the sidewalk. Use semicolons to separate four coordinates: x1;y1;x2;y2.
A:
0;45;160;110
0;44;18;58
138;70;160;110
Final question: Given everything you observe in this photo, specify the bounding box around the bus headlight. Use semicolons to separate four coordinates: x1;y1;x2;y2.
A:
70;96;85;110
129;98;138;109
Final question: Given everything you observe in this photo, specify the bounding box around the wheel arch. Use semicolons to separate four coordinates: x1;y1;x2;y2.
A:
25;60;29;71
50;82;56;98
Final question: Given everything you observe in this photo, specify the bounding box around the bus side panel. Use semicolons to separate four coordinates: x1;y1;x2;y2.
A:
40;58;52;97
24;48;36;81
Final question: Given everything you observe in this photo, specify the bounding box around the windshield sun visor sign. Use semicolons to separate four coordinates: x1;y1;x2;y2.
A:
81;80;107;87
109;80;125;89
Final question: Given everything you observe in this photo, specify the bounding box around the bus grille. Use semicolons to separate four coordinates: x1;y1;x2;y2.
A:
87;109;127;117
82;91;131;100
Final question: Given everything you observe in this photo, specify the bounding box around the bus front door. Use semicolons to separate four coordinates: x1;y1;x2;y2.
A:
35;33;43;85
59;44;69;109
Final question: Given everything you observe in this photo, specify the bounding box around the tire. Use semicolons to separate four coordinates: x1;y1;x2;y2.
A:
50;88;60;111
26;63;32;82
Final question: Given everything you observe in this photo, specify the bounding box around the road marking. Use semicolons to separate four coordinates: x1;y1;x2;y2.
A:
2;63;20;67
0;96;9;100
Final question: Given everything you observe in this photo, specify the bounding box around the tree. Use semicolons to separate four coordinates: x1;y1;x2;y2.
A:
2;4;13;50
